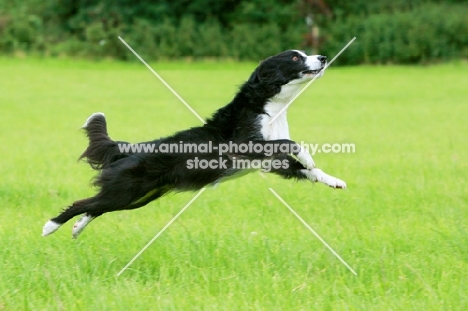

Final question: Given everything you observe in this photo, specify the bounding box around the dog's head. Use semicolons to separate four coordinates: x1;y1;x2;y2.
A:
249;50;327;86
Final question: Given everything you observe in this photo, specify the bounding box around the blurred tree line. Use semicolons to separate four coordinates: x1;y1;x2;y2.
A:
0;0;466;64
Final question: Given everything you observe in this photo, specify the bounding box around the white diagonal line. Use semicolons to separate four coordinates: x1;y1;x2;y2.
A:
117;188;206;276
118;36;206;124
268;188;357;275
268;37;356;124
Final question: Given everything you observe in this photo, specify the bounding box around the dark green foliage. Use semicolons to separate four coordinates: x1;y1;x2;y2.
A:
321;3;468;65
0;0;467;63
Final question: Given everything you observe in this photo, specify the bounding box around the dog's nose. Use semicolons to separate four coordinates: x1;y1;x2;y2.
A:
318;55;327;63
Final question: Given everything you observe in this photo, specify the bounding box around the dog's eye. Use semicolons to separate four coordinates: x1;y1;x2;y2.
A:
292;56;299;61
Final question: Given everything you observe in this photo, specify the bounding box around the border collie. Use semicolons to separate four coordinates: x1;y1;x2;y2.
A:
42;50;346;239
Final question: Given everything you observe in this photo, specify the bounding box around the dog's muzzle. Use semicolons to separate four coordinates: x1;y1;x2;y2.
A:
302;67;325;75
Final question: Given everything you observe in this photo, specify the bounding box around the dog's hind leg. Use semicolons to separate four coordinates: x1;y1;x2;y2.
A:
71;213;100;239
70;189;165;239
42;197;101;237
43;187;166;238
43;180;146;237
42;220;63;237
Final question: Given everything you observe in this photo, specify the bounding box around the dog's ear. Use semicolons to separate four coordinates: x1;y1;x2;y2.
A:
256;63;286;85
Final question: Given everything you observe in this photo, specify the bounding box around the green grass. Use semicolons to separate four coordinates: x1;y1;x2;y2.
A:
1;57;467;310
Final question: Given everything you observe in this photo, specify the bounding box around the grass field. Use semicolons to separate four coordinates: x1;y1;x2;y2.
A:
0;57;467;310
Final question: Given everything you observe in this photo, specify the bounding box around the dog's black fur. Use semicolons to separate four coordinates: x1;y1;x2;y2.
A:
43;50;336;237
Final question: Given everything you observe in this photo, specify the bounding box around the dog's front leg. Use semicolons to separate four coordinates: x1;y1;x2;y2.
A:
290;143;346;189
295;145;315;169
267;155;346;189
228;139;315;169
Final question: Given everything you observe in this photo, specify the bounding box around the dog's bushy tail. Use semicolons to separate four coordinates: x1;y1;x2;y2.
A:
79;112;128;170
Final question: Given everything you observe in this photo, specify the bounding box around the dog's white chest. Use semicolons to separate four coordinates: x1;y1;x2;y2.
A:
259;101;290;140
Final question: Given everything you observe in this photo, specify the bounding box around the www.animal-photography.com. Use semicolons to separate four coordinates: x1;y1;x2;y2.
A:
1;1;467;310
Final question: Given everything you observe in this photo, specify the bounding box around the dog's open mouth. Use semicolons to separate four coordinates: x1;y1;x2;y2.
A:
302;67;324;75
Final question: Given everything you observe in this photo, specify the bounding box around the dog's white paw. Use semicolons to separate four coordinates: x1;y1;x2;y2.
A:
72;214;95;239
302;168;347;189
319;174;347;189
42;220;62;237
296;148;315;169
313;168;346;189
82;112;105;128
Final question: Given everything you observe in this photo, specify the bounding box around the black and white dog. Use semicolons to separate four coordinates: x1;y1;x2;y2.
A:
42;50;346;239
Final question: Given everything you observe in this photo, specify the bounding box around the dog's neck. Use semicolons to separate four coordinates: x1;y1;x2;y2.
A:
272;82;304;104
258;82;306;141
